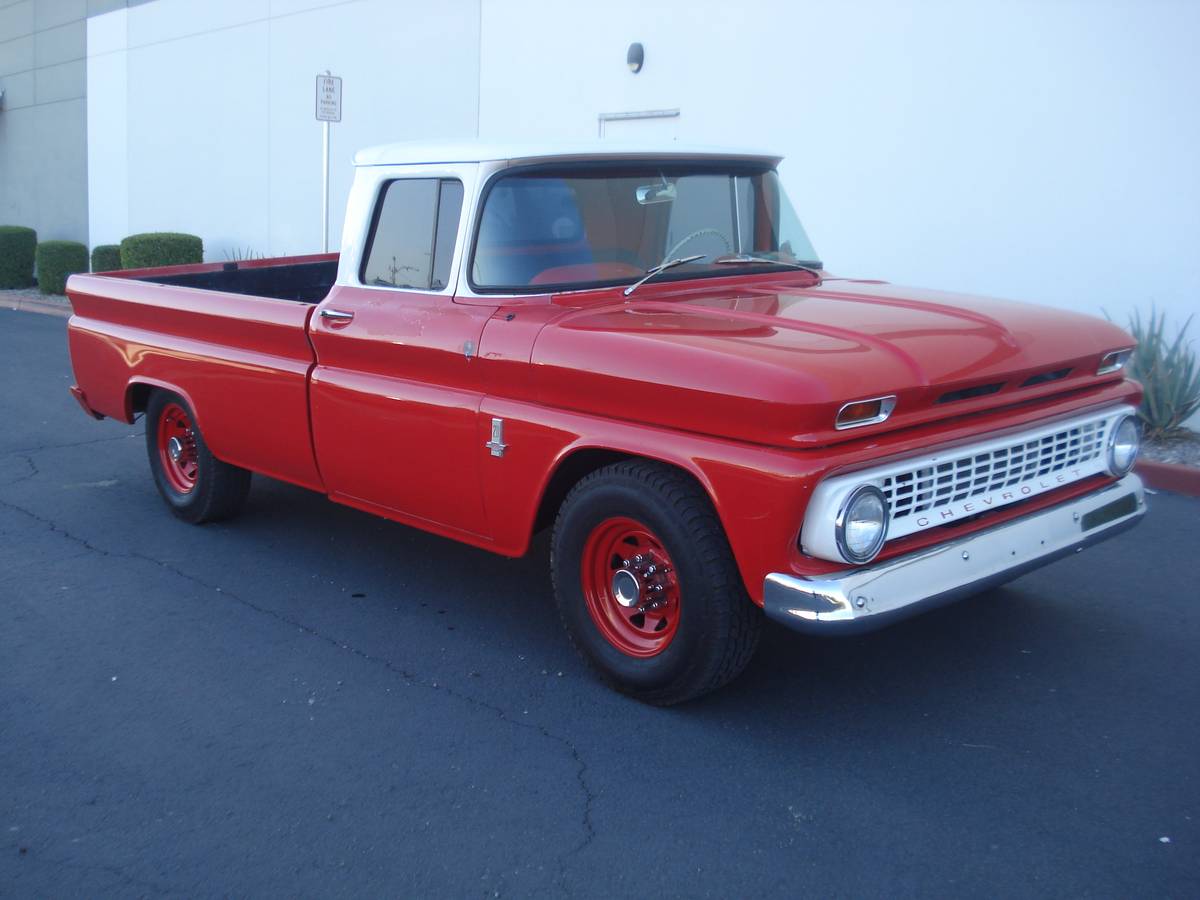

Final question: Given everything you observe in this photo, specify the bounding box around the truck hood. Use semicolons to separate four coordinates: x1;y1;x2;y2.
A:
530;274;1136;447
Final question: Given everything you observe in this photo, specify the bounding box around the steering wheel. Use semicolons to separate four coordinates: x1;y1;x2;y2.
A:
661;228;731;264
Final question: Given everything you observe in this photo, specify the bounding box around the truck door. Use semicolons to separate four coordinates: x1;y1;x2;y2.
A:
308;176;497;539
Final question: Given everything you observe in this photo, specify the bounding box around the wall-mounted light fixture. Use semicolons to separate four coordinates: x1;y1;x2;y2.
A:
627;43;644;74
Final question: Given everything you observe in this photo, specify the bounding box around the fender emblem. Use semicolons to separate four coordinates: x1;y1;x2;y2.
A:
486;417;508;457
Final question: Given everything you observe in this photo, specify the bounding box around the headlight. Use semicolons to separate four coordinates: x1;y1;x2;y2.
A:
1106;415;1140;476
835;484;889;564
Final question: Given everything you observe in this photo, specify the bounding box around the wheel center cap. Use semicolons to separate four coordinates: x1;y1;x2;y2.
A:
167;436;184;462
612;569;641;608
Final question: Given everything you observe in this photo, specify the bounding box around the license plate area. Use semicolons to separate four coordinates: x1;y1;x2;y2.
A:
1080;493;1137;531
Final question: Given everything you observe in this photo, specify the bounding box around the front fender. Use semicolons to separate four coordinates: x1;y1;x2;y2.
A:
477;397;820;604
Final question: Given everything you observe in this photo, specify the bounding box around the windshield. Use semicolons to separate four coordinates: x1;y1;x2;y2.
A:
470;162;820;292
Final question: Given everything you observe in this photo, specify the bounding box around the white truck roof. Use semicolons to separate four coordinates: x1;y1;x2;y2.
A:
352;140;782;167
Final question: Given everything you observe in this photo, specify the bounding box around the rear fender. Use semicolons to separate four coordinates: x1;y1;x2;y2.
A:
125;377;200;427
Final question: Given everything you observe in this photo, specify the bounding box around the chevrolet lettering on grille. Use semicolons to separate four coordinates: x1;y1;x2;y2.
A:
908;467;1088;528
800;405;1132;562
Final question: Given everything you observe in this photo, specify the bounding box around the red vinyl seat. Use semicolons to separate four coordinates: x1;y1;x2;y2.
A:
529;261;643;285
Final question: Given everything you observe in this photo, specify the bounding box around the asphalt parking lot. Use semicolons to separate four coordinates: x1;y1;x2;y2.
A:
2;308;1197;897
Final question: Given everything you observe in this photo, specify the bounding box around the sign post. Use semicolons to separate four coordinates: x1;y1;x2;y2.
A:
315;72;343;253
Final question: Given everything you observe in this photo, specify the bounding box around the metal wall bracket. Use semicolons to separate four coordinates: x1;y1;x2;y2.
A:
486;417;507;457
596;108;680;137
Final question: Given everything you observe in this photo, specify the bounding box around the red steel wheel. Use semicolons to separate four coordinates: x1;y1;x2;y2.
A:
145;391;251;523
156;402;199;494
580;516;681;658
552;460;762;704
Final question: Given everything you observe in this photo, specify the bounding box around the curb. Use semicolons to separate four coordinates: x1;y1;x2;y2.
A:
3;294;72;319
1137;459;1200;497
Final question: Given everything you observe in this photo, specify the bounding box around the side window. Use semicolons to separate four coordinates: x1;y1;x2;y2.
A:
361;178;463;291
431;180;464;291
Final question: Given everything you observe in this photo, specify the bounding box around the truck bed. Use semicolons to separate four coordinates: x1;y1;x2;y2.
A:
141;257;337;304
64;252;337;492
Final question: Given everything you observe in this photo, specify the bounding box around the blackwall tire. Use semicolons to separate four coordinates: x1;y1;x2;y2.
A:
551;460;761;705
145;390;251;524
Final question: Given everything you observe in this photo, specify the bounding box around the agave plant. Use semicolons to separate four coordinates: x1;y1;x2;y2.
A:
223;246;265;262
1125;308;1200;440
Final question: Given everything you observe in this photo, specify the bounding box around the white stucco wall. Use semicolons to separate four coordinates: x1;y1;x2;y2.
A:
86;7;129;248
88;0;1199;339
479;0;1200;335
87;0;480;260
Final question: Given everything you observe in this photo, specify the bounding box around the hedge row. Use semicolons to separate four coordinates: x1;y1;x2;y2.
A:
36;241;90;295
120;232;203;269
0;225;37;288
91;244;122;272
92;233;205;273
1;228;204;294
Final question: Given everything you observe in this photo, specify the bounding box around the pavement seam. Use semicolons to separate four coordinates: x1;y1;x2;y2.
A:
2;454;39;488
0;486;597;875
1;432;145;458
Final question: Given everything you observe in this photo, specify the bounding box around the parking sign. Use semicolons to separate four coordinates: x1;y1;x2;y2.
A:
316;74;342;122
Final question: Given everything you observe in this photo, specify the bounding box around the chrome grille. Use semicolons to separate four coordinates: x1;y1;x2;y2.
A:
883;419;1109;521
800;405;1132;563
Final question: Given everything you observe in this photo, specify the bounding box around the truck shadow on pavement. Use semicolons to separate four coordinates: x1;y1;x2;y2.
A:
230;471;1129;726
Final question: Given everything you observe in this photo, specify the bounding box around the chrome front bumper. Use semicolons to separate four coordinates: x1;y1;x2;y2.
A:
764;474;1146;635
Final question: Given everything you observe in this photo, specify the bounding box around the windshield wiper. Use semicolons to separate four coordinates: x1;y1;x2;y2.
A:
623;254;706;298
713;254;823;280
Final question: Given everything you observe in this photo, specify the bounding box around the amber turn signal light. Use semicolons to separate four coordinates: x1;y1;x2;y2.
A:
1097;349;1133;376
835;395;897;430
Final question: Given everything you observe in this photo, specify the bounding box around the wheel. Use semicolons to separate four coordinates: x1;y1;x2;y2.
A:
145;390;251;524
551;460;761;705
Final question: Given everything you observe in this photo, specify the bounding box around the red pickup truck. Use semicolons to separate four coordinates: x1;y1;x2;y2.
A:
66;142;1145;704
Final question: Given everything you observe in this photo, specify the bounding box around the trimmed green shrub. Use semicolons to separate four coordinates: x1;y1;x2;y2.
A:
0;225;38;289
119;232;203;269
91;244;122;272
35;241;89;295
1127;307;1200;438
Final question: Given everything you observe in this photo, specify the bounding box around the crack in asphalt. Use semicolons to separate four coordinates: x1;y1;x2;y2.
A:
1;454;39;488
0;486;597;880
1;432;144;458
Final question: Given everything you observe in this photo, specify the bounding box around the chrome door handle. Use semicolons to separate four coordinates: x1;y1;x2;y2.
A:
319;309;355;322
